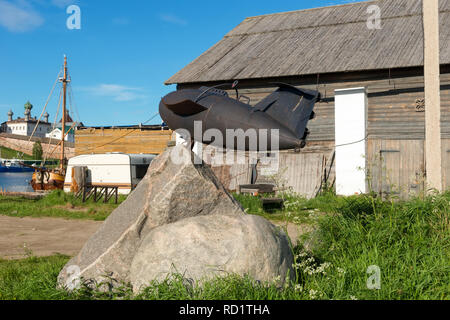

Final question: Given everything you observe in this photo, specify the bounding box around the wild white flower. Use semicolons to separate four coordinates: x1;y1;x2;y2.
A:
314;262;332;275
350;295;358;300
297;251;308;258
309;289;318;299
272;275;281;285
337;267;346;274
293;216;302;224
295;284;303;292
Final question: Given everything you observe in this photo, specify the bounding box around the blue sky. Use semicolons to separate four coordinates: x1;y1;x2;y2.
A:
0;0;361;126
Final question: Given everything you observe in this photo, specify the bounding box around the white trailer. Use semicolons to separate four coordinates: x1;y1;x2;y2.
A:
64;153;156;194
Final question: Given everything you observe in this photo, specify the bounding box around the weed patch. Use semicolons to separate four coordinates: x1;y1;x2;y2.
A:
0;190;126;221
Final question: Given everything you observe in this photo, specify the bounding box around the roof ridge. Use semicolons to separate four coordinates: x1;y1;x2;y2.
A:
226;10;438;38
244;0;378;21
166;0;450;84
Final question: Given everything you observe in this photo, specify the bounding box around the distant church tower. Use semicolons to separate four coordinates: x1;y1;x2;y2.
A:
24;101;33;121
7;110;13;121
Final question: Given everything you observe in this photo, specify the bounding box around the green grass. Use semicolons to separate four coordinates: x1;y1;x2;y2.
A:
0;255;72;300
234;191;342;224
0;191;448;300
0;190;126;221
236;191;450;299
302;192;449;300
0;256;309;300
0;145;59;167
0;146;34;160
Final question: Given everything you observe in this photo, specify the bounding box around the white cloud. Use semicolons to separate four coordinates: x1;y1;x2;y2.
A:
80;84;147;102
159;13;187;26
0;0;44;32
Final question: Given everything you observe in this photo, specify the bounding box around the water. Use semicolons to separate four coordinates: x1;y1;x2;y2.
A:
0;172;34;192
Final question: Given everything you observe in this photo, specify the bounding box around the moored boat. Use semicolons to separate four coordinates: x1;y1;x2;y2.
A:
30;56;73;191
31;169;65;191
0;159;35;173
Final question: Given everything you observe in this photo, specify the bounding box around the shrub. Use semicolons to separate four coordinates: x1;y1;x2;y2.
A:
32;141;43;160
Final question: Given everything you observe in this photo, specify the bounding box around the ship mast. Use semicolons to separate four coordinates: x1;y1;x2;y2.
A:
59;55;69;172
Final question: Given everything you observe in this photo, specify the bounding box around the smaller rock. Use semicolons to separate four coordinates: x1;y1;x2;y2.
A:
130;214;294;292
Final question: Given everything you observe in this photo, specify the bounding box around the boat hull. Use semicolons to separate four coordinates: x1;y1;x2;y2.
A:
31;171;65;191
0;166;35;173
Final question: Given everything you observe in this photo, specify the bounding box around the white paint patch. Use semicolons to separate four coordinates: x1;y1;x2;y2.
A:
334;87;368;196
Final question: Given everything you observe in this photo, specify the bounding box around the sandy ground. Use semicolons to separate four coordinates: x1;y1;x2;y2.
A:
0;216;102;260
0;215;311;260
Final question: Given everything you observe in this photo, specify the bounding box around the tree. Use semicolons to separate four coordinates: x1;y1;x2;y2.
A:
32;141;43;160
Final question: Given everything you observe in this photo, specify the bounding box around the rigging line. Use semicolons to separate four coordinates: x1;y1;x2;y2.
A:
43;87;63;166
45;121;78;159
67;85;73;120
83;112;161;153
68;84;81;124
65;70;77;122
67;71;80;123
27;69;62;145
43;90;62;166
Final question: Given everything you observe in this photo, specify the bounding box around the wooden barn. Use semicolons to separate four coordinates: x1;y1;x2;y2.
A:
165;0;450;198
75;125;173;156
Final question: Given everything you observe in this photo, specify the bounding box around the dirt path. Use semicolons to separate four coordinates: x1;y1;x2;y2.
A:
0;215;312;260
0;216;102;260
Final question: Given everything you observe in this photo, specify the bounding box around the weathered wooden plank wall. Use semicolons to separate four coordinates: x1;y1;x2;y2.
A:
181;68;450;197
211;72;450;141
442;139;450;189
274;152;325;198
75;128;173;155
254;142;335;197
202;149;252;191
367;139;426;199
203;142;335;197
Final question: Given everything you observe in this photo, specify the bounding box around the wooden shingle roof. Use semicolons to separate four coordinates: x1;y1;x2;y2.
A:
166;0;450;85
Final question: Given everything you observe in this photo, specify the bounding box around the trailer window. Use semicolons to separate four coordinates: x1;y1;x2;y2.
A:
135;164;150;179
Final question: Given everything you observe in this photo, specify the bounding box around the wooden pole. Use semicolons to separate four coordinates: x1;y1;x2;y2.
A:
61;56;67;171
423;0;442;192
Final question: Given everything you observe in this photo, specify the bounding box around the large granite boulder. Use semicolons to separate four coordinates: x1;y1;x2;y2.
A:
58;145;243;288
130;214;294;291
58;145;294;291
